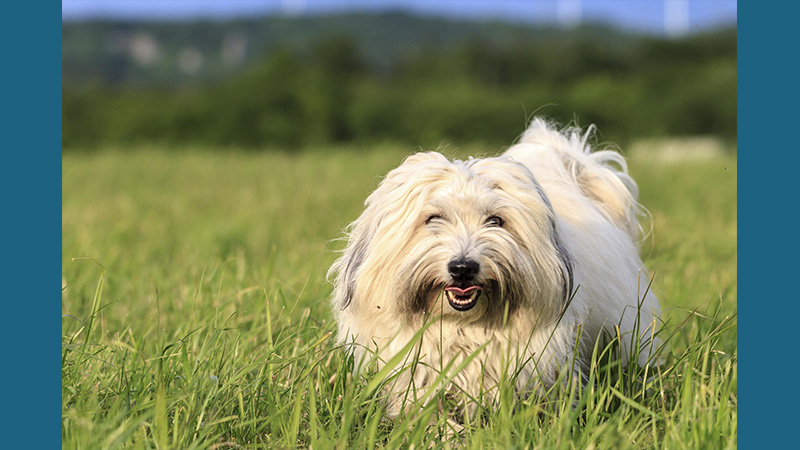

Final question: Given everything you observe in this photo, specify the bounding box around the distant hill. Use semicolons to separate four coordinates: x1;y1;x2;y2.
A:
63;12;656;87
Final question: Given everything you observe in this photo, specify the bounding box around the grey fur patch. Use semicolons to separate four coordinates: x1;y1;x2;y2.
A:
553;227;575;304
528;172;574;304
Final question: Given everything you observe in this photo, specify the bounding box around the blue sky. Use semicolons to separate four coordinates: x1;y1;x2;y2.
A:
61;0;737;35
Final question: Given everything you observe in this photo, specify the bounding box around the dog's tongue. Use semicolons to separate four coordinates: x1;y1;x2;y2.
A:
444;286;481;296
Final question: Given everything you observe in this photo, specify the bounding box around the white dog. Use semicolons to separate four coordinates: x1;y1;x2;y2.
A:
328;118;662;418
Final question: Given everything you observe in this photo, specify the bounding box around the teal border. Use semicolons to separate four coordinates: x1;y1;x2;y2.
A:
3;2;61;446
738;2;794;449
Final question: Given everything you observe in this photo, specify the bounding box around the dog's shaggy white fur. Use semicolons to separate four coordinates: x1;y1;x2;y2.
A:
329;118;662;417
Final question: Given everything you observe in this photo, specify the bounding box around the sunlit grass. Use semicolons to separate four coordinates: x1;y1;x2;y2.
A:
62;143;736;449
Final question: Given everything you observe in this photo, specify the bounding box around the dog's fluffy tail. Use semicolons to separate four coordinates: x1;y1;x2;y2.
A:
518;118;646;241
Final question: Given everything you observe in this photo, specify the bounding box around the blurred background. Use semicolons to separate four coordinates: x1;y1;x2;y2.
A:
62;0;736;152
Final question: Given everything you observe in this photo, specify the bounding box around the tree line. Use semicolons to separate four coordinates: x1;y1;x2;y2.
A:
62;28;736;151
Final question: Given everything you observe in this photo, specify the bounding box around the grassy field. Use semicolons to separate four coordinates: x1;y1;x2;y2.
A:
62;143;737;449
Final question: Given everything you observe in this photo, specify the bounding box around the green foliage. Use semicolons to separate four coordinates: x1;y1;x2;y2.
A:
62;145;736;449
62;17;736;151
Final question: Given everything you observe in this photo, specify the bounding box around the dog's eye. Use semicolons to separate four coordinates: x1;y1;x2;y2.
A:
426;214;443;225
486;216;504;227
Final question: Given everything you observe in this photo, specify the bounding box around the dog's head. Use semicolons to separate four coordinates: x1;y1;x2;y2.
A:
330;152;573;326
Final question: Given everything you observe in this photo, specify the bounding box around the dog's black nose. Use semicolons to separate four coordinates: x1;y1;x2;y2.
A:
448;258;480;283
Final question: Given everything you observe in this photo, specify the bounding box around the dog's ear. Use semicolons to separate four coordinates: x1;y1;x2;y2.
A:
329;214;375;311
332;152;449;310
338;225;370;309
499;158;575;304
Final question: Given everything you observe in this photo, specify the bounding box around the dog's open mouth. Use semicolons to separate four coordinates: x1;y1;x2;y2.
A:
444;286;482;311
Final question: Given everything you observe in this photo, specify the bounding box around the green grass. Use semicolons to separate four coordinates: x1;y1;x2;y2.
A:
62;144;736;449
